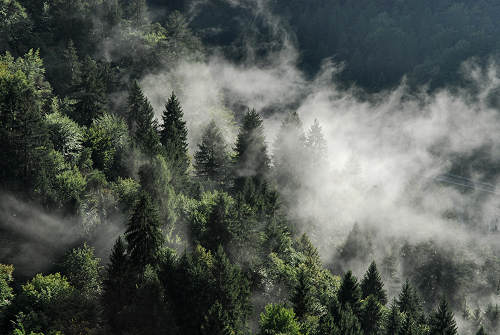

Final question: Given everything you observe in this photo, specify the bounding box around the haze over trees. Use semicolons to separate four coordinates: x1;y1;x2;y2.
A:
0;0;499;335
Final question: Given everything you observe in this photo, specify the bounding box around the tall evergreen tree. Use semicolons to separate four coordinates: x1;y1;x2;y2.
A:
337;305;363;335
273;111;305;194
476;326;487;335
194;120;229;188
338;271;362;316
385;299;402;335
429;299;458;335
103;236;131;334
57;39;81;95
306;118;327;168
127;80;160;155
360;295;383;335
361;261;387;305
125;192;163;268
72;56;106;126
160;91;190;189
398;279;422;318
291;263;313;321
233;108;270;199
399;315;417;335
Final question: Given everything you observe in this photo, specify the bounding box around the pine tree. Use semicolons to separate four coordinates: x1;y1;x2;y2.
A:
125;193;163;268
72;56;106;126
194;120;229;188
361;261;387;305
127;81;160;155
273;111;305;193
385;299;402;335
429;299;458;335
337;305;363;335
58;39;81;95
360;295;383;335
306;118;327;168
338;271;362;316
103;236;130;334
291;263;313;321
160;92;190;189
234;108;270;200
399;315;417;335
398;280;422;318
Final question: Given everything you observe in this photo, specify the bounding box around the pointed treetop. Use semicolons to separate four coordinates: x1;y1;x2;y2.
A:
361;261;387;305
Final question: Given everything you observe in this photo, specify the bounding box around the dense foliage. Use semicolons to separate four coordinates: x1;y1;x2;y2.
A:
0;0;498;335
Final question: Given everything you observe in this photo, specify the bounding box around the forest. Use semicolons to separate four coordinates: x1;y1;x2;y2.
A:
0;0;500;334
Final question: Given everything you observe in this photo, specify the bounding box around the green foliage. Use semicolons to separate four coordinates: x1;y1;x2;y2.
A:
126;192;163;268
361;261;387;305
194;120;230;189
127;80;160;156
384;299;402;335
86;112;129;179
160;91;190;189
338;271;362;316
429;299;458;335
0;264;14;328
397;280;423;320
259;303;301;335
45;109;83;161
360;295;383;335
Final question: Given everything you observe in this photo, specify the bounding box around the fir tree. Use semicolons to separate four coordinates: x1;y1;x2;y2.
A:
398;280;422;319
337;305;363;335
72;56;106;126
399;315;417;335
291;263;313;321
125;192;163;268
306;118;327;168
127;81;160;155
360;295;383;335
429;299;458;335
385;299;402;335
194;120;229;188
160;92;190;189
233;108;270;201
338;271;362;316
58;39;81;95
361;261;388;305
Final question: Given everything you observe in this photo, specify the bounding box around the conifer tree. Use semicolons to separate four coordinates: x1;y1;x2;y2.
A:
160;92;190;189
58;39;81;95
72;56;106;126
127;81;160;155
360;295;383;335
273;111;305;193
194;120;229;188
398;279;422;318
306;118;327;168
337;305;363;335
385;299;402;335
429;299;458;335
234;108;270;196
338;271;362;316
361;261;387;305
400;315;417;335
103;236;131;333
125;192;163;268
291;263;313;321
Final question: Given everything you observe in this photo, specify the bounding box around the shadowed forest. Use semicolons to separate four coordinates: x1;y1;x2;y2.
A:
1;0;500;334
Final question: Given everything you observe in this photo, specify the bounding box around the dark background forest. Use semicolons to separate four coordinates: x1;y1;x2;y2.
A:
0;0;500;334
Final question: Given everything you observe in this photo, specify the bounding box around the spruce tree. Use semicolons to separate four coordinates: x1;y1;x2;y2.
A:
361;261;387;305
429;299;458;335
125;192;163;268
127;81;160;155
385;299;402;335
291;264;313;321
400;315;417;335
306;118;327;168
273;111;305;194
338;271;362;316
72;56;106;126
337;305;363;335
194;120;229;188
398;280;422;318
58;39;81;95
360;295;383;335
160;92;190;189
234;108;270;198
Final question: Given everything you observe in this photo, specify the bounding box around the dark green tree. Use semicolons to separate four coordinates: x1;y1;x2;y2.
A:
360;295;383;335
338;271;362;316
428;299;458;335
72;56;106;126
399;315;417;335
337;305;363;335
103;236;131;334
125;192;163;268
291;263;313;321
127;80;160;155
476;326;487;335
385;299;402;335
160;92;190;189
361;261;387;305
398;280;422;319
194;120;230;188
